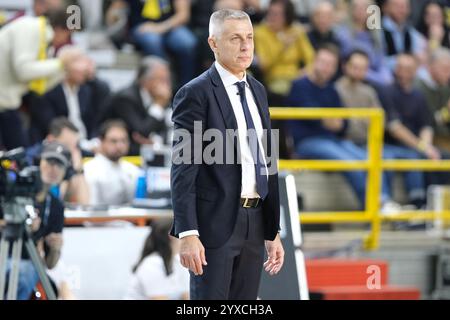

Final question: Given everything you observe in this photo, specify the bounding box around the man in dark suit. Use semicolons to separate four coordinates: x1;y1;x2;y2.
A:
29;50;99;144
103;56;172;155
170;9;284;300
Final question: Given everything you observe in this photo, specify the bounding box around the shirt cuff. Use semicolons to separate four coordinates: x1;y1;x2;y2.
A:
179;230;199;239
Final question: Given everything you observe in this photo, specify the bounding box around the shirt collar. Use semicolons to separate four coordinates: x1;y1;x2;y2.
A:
62;82;79;95
383;16;407;32
97;153;121;167
214;61;248;89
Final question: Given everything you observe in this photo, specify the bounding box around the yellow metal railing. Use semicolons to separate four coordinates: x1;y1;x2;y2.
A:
270;107;450;250
94;108;450;250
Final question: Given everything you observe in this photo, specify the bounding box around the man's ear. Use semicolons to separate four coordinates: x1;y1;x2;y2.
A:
208;36;218;54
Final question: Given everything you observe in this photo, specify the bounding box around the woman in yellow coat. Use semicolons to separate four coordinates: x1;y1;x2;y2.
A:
254;0;315;103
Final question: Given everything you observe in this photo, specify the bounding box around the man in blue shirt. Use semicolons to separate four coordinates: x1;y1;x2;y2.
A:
287;44;379;208
381;0;426;70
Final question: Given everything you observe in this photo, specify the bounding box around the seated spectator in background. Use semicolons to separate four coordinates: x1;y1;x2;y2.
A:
84;120;140;206
335;0;393;85
1;142;69;299
287;44;375;208
416;1;450;52
0;8;81;150
307;1;340;50
29;47;100;150
128;0;197;86
416;48;450;151
384;53;450;193
255;0;315;103
384;54;441;161
336;50;426;209
336;50;384;145
381;0;427;70
124;219;189;300
27;117;90;205
103;56;172;155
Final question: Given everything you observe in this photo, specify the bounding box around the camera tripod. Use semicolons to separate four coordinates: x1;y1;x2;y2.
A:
0;197;56;300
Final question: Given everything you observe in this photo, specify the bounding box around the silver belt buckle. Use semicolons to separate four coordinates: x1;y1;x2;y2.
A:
243;198;251;208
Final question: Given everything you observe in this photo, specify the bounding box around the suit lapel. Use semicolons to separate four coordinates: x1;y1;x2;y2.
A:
209;65;238;131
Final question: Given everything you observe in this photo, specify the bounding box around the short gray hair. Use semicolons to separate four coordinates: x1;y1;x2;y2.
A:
137;56;169;81
429;47;450;65
208;9;251;38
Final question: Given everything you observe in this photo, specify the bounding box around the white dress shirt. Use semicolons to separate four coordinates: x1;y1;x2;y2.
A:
62;82;88;140
84;153;141;206
179;61;268;239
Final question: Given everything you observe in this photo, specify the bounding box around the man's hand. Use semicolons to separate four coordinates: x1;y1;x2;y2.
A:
180;235;207;276
322;118;344;132
31;217;41;233
45;233;63;251
139;22;167;34
424;145;441;160
132;132;153;146
264;234;284;276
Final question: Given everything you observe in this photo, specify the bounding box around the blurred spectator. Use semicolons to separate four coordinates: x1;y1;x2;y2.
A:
189;0;217;73
384;53;450;192
384;54;440;160
104;0;130;48
29;47;101;149
335;0;393;85
336;50;383;144
103;56;172;155
214;0;266;22
307;1;340;50
124;219;189;300
416;1;450;52
1;141;69;299
27;117;90;205
287;44;376;208
255;0;315;102
416;47;450;151
128;0;197;86
46;4;74;56
0;9;82;150
84;120;140;206
381;0;427;70
337;50;426;209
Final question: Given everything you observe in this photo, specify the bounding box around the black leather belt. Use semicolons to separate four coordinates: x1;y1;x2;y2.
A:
240;197;261;208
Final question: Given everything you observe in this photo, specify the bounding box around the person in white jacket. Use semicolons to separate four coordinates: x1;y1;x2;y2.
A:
0;8;83;150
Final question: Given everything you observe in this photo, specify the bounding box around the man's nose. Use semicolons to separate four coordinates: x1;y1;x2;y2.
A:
241;40;251;51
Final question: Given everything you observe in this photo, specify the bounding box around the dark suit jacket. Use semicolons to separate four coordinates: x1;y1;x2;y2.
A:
30;83;98;140
170;64;280;249
103;83;168;155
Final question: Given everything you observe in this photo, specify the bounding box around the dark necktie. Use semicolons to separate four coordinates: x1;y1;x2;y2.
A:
235;81;268;200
